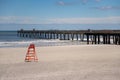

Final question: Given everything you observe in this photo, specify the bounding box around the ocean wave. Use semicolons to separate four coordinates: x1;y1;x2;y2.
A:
0;39;77;48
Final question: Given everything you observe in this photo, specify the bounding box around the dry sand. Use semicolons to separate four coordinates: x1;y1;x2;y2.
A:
0;45;120;80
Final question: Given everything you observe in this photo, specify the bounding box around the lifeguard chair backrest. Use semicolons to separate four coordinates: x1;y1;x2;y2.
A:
28;44;35;49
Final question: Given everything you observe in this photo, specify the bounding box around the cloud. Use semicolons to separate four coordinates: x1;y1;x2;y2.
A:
92;6;120;10
57;1;65;6
0;16;120;24
82;0;88;4
48;17;120;24
82;0;101;4
56;0;80;6
81;0;101;5
0;16;34;24
57;0;101;6
95;0;101;2
0;16;48;24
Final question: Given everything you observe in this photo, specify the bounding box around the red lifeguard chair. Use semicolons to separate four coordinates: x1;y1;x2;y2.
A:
25;44;38;62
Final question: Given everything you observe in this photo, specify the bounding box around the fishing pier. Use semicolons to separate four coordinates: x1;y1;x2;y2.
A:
17;29;120;45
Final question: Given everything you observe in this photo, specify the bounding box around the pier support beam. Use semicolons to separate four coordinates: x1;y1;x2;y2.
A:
87;34;89;44
94;35;97;44
98;35;100;44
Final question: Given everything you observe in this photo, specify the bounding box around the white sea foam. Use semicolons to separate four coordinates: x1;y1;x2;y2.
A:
0;39;79;48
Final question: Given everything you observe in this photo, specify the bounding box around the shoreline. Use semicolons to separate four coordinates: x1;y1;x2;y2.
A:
0;39;87;48
0;40;118;48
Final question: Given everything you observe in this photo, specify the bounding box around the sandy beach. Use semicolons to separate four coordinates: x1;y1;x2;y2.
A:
0;45;120;80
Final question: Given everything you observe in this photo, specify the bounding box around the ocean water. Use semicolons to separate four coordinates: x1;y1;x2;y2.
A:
0;24;120;48
0;31;82;48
